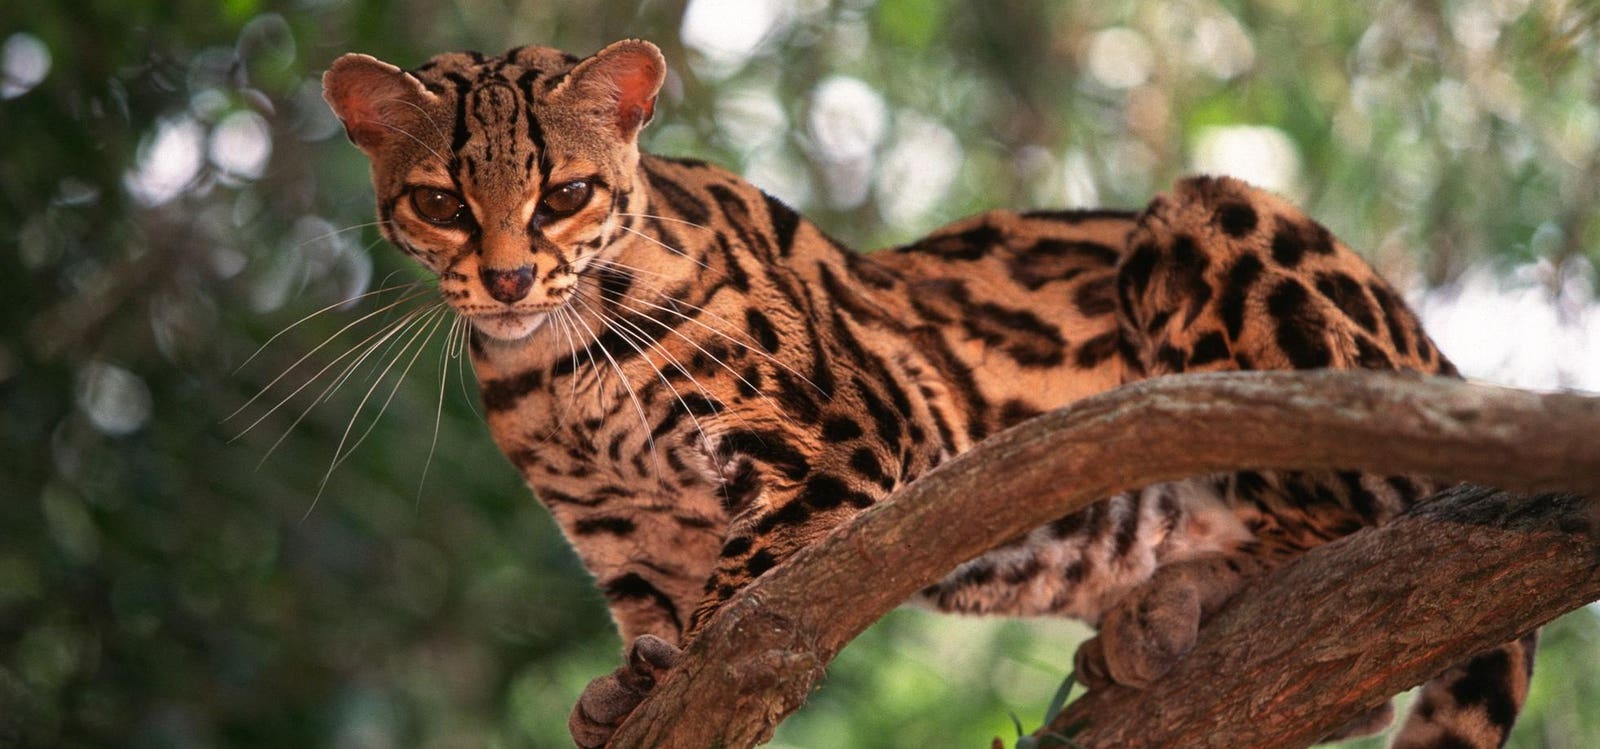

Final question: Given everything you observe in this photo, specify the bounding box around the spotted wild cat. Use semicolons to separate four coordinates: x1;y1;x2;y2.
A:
322;39;1537;749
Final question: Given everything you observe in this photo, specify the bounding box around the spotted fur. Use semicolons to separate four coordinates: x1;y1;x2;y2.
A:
324;40;1534;749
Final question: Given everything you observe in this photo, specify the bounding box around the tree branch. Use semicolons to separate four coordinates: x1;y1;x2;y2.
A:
1045;485;1599;748
607;371;1600;749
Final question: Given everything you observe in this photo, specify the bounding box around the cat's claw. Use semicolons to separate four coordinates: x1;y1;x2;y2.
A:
568;635;681;749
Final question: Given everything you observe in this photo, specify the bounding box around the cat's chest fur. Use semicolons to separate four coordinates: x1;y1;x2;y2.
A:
474;344;734;638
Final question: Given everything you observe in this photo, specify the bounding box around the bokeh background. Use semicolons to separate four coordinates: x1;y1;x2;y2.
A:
3;1;1599;747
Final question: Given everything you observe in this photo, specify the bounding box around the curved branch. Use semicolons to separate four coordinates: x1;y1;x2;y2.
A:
607;371;1600;748
1045;485;1599;748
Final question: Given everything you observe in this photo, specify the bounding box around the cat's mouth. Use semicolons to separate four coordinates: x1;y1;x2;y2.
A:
466;307;554;341
451;275;577;341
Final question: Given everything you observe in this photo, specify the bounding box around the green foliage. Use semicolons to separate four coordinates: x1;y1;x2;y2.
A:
1;1;1597;747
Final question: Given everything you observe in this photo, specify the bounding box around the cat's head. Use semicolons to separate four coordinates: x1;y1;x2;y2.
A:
323;40;665;340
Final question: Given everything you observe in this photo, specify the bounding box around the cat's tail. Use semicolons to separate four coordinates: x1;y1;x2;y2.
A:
1384;630;1539;749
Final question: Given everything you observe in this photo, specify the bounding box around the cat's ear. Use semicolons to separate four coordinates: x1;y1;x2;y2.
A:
556;39;667;139
322;54;435;155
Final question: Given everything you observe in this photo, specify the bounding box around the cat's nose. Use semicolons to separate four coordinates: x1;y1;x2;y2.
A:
480;265;534;304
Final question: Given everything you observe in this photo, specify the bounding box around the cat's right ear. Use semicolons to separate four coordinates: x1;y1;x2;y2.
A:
322;54;434;155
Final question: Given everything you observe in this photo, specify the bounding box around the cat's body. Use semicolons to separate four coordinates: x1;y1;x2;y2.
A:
324;40;1535;749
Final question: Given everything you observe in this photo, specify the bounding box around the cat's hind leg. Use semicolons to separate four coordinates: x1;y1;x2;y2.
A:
1073;548;1271;689
1081;175;1448;690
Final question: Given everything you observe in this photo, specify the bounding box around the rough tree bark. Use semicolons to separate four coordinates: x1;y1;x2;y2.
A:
605;371;1600;749
1045;485;1598;748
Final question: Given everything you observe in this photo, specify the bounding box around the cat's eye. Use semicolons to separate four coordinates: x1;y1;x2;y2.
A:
539;180;593;217
410;186;466;225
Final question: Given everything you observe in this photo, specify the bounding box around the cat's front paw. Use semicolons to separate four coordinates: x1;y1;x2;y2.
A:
568;635;681;749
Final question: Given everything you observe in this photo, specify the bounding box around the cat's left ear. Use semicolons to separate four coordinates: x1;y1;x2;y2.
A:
555;39;667;140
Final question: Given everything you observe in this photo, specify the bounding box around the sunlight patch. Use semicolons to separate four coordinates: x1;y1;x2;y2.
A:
210;110;273;180
1190;125;1302;198
76;362;153;436
1085;27;1154;90
1415;255;1600;393
681;0;786;76
124;117;206;206
1;33;50;99
807;75;887;209
875;113;961;229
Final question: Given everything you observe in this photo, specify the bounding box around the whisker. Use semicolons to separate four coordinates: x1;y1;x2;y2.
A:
580;254;824;415
571;295;730;511
573;292;718;457
586;256;677;282
553;307;590;409
452;317;480;416
580;257;763;345
572;284;743;509
329;305;451;468
619;283;823;394
375;120;450;166
250;303;442;464
418;312;461;505
322;295;443;403
563;288;666;486
588;241;797;383
554;306;585;396
230;296;438;437
525;308;583;446
306;305;452;519
616;224;715;274
291;220;393;252
603;292;786;421
380;96;449;145
536;306;606;449
568;305;608;400
616;211;718;234
232;279;427;376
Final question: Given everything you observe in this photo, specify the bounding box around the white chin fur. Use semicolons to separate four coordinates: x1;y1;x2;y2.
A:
471;312;549;341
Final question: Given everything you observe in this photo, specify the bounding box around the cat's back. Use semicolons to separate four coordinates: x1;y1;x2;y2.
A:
875;206;1134;270
857;208;1138;430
